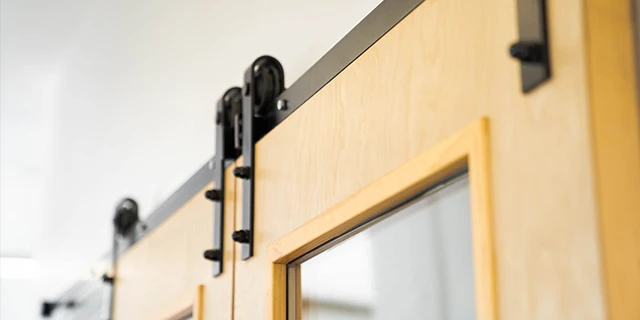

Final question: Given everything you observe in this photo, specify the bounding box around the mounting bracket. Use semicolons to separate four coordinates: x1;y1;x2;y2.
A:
204;87;242;276
233;56;285;260
509;0;551;93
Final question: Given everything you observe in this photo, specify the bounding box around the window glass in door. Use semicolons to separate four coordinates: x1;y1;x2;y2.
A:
289;175;475;320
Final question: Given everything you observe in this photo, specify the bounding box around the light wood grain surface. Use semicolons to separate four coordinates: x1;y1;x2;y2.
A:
147;285;204;320
266;119;496;320
233;0;608;319
113;164;236;320
584;0;640;318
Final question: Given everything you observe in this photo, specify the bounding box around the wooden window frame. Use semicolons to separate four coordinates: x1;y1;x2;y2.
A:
147;285;204;320
266;117;496;320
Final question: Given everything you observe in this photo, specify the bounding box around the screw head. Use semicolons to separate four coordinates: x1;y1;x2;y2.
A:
232;230;250;243
42;302;58;317
203;249;221;261
233;166;251;180
276;99;288;111
509;41;545;63
101;274;114;284
205;189;222;202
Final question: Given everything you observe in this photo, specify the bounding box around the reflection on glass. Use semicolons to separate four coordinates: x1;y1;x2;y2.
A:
290;175;475;320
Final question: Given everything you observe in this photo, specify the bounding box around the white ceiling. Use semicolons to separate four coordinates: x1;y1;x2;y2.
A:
0;0;381;318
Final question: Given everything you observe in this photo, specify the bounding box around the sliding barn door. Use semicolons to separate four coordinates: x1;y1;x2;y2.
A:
232;1;640;320
113;165;237;320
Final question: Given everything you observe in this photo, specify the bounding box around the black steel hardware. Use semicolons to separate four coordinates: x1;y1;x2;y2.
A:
113;198;139;236
42;301;75;318
204;189;222;202
204;87;242;277
276;99;288;111
510;0;550;93
231;229;251;244
233;166;251;180
233;56;285;260
104;198;140;320
203;249;222;261
42;302;58;317
101;274;114;284
510;42;545;63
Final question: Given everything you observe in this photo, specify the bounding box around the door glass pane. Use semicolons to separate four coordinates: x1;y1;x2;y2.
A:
289;175;475;320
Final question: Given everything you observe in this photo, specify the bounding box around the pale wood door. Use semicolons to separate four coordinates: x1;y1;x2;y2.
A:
232;0;640;320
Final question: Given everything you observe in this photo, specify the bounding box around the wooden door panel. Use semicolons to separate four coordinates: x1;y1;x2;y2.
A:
584;0;640;317
233;0;610;319
114;164;236;320
266;119;494;320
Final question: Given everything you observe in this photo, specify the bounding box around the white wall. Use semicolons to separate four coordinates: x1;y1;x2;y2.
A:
0;279;42;320
0;0;381;318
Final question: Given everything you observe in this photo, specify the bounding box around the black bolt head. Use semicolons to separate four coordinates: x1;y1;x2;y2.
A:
42;302;58;317
203;249;221;261
232;229;250;243
205;189;222;202
509;41;545;63
101;274;114;284
233;166;251;180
